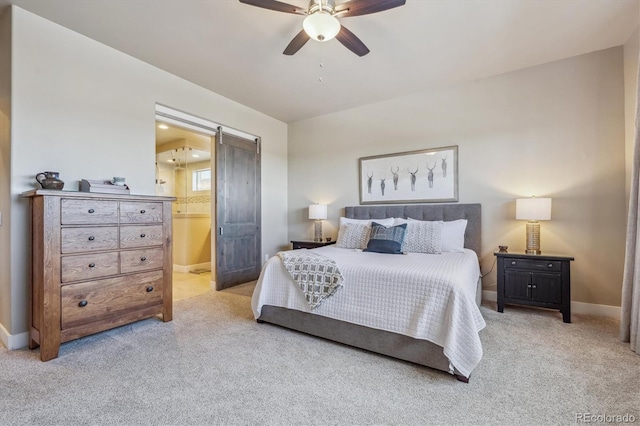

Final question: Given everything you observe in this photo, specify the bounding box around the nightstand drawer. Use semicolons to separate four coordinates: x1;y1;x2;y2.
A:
504;258;562;272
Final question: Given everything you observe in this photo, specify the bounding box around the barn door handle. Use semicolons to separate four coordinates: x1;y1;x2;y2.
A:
219;227;223;236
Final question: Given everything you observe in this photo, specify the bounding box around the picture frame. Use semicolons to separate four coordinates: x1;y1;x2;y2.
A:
359;145;458;204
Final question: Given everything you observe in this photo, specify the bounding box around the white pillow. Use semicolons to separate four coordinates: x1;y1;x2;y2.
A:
408;218;467;253
393;218;443;254
335;223;372;249
336;217;394;247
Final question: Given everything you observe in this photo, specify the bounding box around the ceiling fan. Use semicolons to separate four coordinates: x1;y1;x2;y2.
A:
239;0;406;57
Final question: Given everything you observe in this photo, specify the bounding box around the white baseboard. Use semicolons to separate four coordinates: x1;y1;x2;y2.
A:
173;262;212;274
571;300;621;318
0;322;29;350
210;280;216;290
482;290;621;319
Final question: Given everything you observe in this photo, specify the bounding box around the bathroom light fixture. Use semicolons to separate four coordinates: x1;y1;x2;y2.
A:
303;11;340;42
309;204;328;242
158;124;169;130
516;197;552;255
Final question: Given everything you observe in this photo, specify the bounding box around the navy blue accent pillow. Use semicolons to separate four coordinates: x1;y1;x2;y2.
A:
364;222;407;254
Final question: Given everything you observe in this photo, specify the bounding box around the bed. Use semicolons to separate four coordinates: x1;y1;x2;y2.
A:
251;204;484;382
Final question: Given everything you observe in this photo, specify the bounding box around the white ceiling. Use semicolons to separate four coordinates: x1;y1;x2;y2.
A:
1;0;638;123
155;122;212;165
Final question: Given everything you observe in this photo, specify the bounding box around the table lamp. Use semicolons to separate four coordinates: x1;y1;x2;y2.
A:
309;204;327;242
515;197;551;255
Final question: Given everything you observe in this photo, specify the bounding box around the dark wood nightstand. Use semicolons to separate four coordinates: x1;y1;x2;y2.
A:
494;251;574;323
291;240;336;250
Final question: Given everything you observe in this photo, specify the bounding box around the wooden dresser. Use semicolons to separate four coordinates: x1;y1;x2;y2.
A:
22;190;175;361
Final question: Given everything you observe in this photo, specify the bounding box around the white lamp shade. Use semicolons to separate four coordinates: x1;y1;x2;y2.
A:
309;204;327;220
516;197;552;221
303;12;341;42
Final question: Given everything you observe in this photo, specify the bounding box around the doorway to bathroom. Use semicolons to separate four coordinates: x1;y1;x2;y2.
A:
155;122;213;301
154;104;262;299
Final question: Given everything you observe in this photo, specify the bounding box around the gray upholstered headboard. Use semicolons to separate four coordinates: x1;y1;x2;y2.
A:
344;204;481;256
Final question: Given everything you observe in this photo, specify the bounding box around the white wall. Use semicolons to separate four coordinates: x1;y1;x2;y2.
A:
2;6;288;345
0;8;12;342
289;47;626;308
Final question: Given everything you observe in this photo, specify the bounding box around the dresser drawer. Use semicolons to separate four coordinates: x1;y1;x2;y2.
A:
61;252;120;283
61;199;118;225
504;258;562;272
120;225;163;248
120;248;164;274
61;227;118;254
120;201;163;223
60;270;164;329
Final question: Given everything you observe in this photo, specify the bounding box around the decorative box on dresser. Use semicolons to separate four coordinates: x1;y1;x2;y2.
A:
22;189;176;361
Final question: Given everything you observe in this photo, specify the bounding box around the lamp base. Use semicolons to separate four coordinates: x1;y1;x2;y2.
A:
314;220;323;242
525;221;541;255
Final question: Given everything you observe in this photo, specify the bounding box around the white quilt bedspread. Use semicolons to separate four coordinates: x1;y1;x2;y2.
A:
251;246;486;377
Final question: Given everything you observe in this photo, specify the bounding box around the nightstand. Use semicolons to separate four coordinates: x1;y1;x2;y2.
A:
291;240;336;250
494;251;574;323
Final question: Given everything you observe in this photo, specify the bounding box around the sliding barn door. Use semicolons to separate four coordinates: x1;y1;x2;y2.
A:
215;131;261;290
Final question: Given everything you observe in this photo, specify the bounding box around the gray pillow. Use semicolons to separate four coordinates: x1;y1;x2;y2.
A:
394;218;444;254
335;223;371;249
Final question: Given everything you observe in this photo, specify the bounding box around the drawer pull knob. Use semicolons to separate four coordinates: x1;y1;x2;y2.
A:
78;300;88;307
511;261;516;265
140;256;147;261
140;209;146;214
88;208;95;214
88;236;95;241
88;263;96;268
140;233;146;238
547;263;553;268
146;286;154;292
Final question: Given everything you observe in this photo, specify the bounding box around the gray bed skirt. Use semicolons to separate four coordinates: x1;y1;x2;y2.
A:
257;277;481;382
258;305;457;377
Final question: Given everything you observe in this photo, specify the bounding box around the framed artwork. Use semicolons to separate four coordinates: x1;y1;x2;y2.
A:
359;146;458;204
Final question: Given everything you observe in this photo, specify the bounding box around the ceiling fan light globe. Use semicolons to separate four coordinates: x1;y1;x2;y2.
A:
303;12;340;42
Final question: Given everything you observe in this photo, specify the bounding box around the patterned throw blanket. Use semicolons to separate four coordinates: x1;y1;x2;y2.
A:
277;250;344;310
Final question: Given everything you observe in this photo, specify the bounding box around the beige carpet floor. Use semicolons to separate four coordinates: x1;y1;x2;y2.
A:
0;284;638;425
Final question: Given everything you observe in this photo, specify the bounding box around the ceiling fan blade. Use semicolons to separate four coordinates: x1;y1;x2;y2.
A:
336;26;370;57
283;30;311;55
334;0;406;17
239;0;307;15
